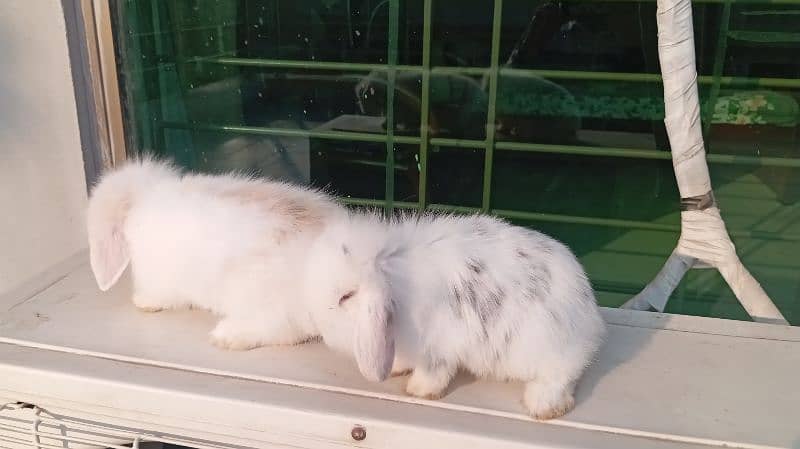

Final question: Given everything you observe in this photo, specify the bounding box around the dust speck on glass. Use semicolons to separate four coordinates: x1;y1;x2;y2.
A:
110;0;800;325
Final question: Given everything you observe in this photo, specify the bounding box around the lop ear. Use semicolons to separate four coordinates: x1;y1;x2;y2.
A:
88;223;130;292
354;275;395;382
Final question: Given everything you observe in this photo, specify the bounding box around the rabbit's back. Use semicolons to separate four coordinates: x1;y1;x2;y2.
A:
185;173;339;239
125;181;268;303
125;173;337;310
391;214;604;380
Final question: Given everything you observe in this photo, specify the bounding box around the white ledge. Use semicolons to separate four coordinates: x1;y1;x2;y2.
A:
1;250;798;449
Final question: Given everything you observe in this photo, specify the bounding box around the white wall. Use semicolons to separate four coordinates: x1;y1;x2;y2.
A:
0;0;89;296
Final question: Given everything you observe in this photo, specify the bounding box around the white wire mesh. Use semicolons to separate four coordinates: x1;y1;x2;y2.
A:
0;403;250;449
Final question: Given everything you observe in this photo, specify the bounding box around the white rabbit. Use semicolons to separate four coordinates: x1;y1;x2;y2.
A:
87;157;345;349
304;211;606;420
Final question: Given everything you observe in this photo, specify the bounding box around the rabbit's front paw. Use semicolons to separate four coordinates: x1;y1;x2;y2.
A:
209;316;312;350
209;332;262;351
209;321;264;351
390;355;414;377
405;364;453;400
524;380;575;420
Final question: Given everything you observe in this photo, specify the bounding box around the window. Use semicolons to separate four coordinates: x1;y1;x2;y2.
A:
109;0;800;325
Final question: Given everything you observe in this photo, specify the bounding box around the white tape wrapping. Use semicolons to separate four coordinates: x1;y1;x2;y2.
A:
659;0;710;198
621;0;788;325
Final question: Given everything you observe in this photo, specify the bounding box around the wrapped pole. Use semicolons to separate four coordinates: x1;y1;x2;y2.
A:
621;0;788;325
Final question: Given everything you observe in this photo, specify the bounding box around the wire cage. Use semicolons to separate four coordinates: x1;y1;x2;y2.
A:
0;403;238;449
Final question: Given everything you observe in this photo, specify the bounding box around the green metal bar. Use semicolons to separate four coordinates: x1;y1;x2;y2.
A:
431;66;489;76
499;68;659;82
213;56;390;71
498;207;800;241
340;197;419;209
210;57;800;88
151;2;168;157
496;141;673;159
741;9;800;14
728;30;800;43
133;23;245;38
699;74;800;88
481;0;504;213
495;208;681;232
341;198;800;242
497;141;800;168
705;153;800;168
417;0;433;210
504;68;800;88
704;0;732;137
428;203;682;232
343;158;411;170
429;137;486;149
159;121;800;168
212;56;489;74
159;121;420;144
384;0;400;213
211;57;480;74
427;203;481;214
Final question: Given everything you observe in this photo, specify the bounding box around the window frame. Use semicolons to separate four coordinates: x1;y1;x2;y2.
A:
63;0;127;186
76;0;796;328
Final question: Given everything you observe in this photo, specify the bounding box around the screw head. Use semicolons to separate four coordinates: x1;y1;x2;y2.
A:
351;425;367;441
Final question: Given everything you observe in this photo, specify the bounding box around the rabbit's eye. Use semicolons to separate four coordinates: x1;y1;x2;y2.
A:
338;290;357;306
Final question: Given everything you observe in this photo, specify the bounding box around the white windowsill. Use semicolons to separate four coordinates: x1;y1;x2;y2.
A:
0;250;798;449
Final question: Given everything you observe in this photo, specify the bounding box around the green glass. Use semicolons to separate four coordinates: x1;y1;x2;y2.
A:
110;0;800;325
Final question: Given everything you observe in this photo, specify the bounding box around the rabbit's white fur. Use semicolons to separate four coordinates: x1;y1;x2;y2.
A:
304;211;606;420
87;157;344;349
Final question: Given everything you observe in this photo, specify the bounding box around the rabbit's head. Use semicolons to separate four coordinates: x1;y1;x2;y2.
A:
305;213;395;382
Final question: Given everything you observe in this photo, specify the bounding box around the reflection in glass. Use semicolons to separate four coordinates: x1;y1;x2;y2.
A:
112;0;800;324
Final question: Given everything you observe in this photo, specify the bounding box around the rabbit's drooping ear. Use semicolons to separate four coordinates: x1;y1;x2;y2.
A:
87;183;134;291
354;274;395;382
86;157;180;291
89;220;130;291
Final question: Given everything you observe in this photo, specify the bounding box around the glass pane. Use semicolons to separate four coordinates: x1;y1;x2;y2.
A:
393;144;421;203
433;0;495;67
429;146;485;207
111;0;800;325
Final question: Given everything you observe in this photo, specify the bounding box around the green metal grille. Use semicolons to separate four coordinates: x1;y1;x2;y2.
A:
155;0;800;229
114;0;800;324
